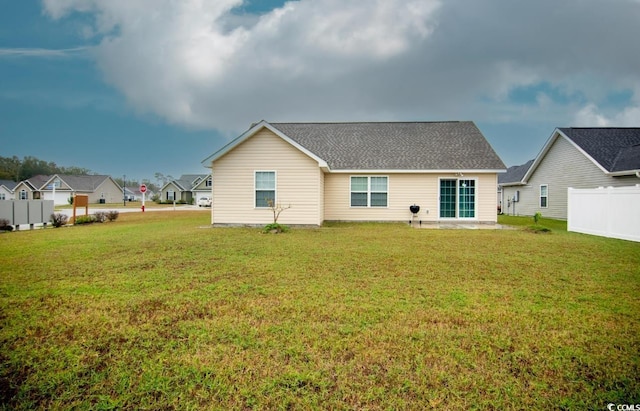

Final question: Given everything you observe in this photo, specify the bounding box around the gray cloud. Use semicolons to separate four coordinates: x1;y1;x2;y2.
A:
42;0;640;135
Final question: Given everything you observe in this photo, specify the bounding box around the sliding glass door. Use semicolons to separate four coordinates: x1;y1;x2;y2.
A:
439;179;476;219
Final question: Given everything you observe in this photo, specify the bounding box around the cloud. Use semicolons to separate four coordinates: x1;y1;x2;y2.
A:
574;104;640;127
41;0;640;134
0;47;89;58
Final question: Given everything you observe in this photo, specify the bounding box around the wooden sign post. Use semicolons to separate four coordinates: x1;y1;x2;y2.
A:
72;194;89;224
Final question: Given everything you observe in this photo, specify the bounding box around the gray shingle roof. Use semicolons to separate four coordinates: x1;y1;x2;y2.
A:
25;175;111;191
270;122;506;170
0;180;17;190
175;174;208;190
498;160;534;185
56;175;111;191
559;128;640;172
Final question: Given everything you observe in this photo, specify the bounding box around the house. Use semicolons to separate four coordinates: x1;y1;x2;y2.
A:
160;174;211;204
499;128;640;220
201;121;506;226
498;159;534;215
12;174;123;205
0;180;17;201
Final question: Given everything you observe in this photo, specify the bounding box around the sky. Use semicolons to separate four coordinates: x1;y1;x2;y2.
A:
1;0;639;184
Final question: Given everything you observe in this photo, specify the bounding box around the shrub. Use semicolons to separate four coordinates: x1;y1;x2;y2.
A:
262;223;289;234
74;215;95;225
0;218;13;231
50;213;69;228
106;211;119;222
94;211;107;223
533;212;542;224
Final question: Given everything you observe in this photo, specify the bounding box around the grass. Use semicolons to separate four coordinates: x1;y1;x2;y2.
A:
1;211;639;409
498;214;567;232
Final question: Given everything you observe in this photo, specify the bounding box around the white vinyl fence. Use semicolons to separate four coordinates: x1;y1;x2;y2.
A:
568;185;640;242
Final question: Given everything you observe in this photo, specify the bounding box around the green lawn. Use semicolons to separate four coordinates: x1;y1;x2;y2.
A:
1;212;639;409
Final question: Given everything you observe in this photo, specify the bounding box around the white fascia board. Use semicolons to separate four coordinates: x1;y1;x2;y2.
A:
523;128;610;182
200;122;267;167
263;123;329;168
328;169;506;174
499;181;527;187
201;120;329;169
522;129;566;183
609;169;640;177
557;129;610;175
42;174;71;191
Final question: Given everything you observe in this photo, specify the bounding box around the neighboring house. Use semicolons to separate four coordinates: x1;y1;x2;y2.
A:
12;174;123;205
499;128;640;220
498;159;534;216
160;174;210;203
0;180;17;201
201;120;506;226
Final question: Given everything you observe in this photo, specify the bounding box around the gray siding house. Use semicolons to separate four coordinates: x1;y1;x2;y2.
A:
499;128;640;220
12;174;122;205
0;180;17;201
160;174;211;203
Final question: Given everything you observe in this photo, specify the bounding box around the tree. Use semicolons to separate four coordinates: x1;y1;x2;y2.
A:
154;172;174;188
0;155;93;181
0;156;21;181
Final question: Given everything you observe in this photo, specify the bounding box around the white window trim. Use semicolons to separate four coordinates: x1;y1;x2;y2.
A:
540;184;548;208
349;175;389;208
437;177;478;220
254;170;277;209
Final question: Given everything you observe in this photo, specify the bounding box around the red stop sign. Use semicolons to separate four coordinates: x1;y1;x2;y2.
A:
139;184;147;193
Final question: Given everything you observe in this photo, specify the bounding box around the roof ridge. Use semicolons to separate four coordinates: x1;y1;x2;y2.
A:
270;121;469;125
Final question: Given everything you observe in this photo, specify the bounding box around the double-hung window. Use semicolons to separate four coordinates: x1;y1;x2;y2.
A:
350;176;388;207
540;185;548;208
255;171;276;207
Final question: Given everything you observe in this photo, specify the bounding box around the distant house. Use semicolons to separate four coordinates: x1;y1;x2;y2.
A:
499;128;640;220
160;174;211;204
0;180;17;201
12;174;123;205
498;160;534;216
201;120;506;226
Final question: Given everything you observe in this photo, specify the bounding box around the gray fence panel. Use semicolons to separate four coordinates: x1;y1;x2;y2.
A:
13;202;28;225
43;201;54;223
0;200;56;226
0;201;13;224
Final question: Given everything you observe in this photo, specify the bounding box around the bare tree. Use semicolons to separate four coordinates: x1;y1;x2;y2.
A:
266;199;291;224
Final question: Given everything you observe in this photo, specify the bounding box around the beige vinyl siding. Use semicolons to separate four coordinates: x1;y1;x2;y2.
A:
325;173;498;223
89;179;122;203
211;129;323;226
509;136;639;219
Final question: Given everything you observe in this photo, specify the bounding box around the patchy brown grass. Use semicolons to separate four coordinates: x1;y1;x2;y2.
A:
1;211;639;409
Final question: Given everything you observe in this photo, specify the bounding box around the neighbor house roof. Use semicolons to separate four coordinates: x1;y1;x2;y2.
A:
203;121;506;172
162;174;209;191
50;175;112;191
0;180;17;191
20;175;113;191
498;160;534;186
553;128;640;174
